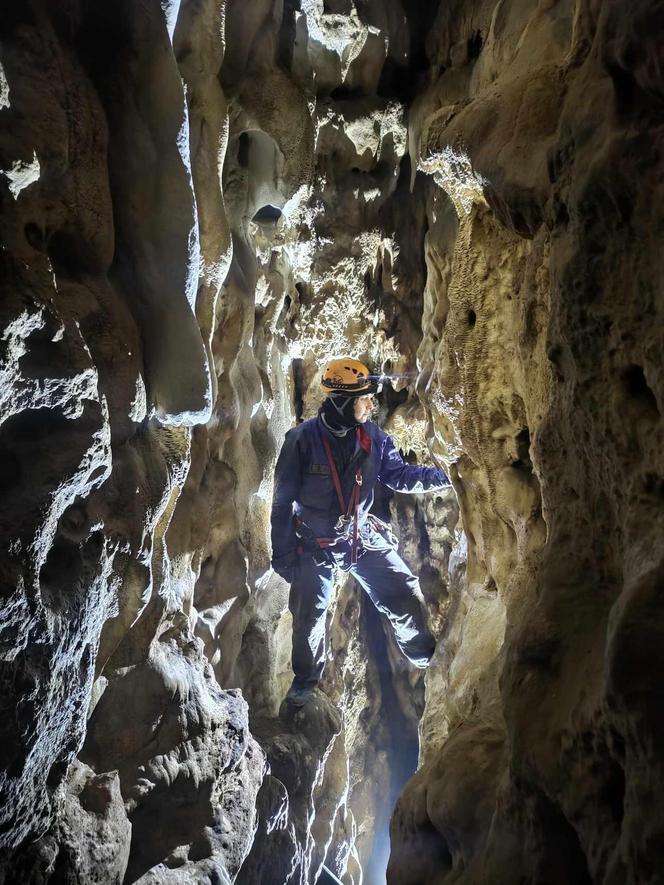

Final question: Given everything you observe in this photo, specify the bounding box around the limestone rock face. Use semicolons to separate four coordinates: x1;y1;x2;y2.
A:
389;1;664;883
82;621;265;884
1;0;663;883
0;0;436;880
0;1;263;881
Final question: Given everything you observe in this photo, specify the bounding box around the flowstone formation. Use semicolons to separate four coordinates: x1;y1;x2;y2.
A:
1;0;662;883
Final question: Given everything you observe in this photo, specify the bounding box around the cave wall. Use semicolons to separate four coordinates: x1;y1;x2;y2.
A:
0;0;447;882
0;2;264;882
204;2;451;881
1;0;663;883
389;1;664;883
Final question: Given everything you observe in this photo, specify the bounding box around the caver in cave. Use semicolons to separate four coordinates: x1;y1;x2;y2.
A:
271;357;451;707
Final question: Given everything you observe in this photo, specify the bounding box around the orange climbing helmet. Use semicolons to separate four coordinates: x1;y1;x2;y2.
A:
320;357;380;395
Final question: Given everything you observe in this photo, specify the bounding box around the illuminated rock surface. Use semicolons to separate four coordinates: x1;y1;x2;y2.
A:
0;0;662;883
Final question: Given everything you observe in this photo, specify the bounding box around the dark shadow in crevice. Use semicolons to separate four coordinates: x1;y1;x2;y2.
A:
376;0;443;102
530;787;592;885
237;130;250;167
600;757;625;827
330;83;365;101
292;358;305;423
621;364;659;419
277;0;300;70
468;29;483;60
512;426;533;474
253;204;282;223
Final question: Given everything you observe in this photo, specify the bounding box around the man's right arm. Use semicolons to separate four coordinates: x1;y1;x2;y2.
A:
270;429;301;579
378;433;450;493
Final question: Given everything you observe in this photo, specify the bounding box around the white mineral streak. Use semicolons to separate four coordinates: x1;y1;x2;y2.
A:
2;151;41;198
418;143;487;218
301;0;369;80
160;0;181;42
129;374;148;423
0;62;9;109
0;309;101;427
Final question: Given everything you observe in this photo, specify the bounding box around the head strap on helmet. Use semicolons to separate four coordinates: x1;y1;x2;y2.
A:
321;357;379;395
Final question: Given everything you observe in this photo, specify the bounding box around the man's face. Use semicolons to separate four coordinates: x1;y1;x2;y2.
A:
353;394;374;423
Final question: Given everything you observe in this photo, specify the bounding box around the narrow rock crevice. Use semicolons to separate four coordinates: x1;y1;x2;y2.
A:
0;0;663;883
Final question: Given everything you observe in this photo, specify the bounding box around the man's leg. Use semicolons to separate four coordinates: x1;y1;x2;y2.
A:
351;545;435;667
288;554;336;697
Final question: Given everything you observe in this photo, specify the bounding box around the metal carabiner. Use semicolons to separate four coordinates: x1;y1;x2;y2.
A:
334;514;351;534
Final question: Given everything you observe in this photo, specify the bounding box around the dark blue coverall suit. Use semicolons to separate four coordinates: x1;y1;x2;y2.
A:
270;415;450;691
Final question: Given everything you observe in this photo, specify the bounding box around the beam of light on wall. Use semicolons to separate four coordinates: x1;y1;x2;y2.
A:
2;151;40;199
418;144;487;217
253;478;273;503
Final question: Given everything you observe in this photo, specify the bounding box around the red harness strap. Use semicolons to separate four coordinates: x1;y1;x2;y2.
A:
319;427;364;564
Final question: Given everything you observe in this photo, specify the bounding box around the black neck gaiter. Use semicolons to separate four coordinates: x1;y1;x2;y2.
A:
319;396;358;474
319;395;359;434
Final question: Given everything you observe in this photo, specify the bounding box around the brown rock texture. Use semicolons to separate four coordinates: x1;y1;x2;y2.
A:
0;0;438;880
1;0;663;883
0;1;263;881
389;1;664;883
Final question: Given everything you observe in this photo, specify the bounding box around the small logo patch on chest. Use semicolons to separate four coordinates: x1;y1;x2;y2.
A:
304;463;331;476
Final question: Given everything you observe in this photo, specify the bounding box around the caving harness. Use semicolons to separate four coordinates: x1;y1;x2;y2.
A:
295;424;371;566
320;426;366;565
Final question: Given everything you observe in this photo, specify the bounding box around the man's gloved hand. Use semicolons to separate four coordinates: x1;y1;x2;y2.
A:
271;550;300;583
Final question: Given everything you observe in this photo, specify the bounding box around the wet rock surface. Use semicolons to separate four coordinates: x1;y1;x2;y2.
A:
0;0;662;883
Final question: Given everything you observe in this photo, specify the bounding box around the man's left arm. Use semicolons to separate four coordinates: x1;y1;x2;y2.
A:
377;434;450;493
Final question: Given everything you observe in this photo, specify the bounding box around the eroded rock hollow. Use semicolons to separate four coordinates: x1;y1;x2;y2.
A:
0;0;662;883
